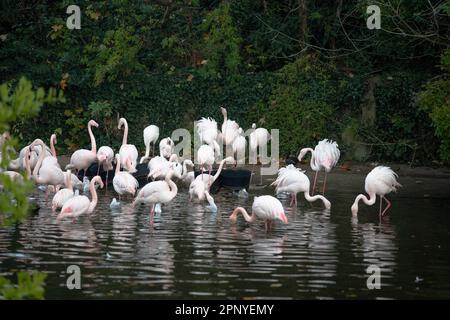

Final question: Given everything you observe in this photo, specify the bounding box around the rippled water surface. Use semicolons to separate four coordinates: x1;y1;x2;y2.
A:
1;172;450;299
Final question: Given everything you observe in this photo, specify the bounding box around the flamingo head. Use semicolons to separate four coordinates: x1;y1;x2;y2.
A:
351;203;358;217
51;134;57;145
88;120;99;128
97;153;107;162
252;123;256;129
297;148;308;162
148;168;162;179
277;212;288;224
118;118;126;129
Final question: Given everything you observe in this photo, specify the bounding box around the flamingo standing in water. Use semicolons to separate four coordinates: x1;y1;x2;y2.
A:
66;120;99;178
159;137;174;160
351;166;401;218
197;144;215;186
140;125;159;163
97;145;114;187
180;159;195;186
271;164;331;209
57;176;104;222
118;118;138;173
297;139;340;195
148;154;181;180
189;156;234;212
44;134;60;168
113;154;139;201
229;195;288;231
133;168;178;223
51;169;74;212
249;123;271;184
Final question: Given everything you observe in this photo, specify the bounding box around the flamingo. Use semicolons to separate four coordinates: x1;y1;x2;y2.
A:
133;168;178;223
271;164;331;209
159;137;174;160
232;127;246;165
229;195;288;231
51;169;74;212
180;159;195;186
64;171;83;191
44;134;60;168
196;117;221;157
97;145;114;186
113;154;139;201
9;142;51;171
66;120;99;178
220;106;239;148
27;139;65;198
297;139;340;195
57;176;104;222
249;123;271;184
189;156;234;212
197;144;215;186
351;166;401;218
140;125;159;163
118;117;138;173
148;154;181;180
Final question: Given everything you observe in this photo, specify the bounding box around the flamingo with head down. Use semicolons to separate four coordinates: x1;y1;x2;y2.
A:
196;117;221;157
57;176;104;223
118;118;138;173
220;106;240;148
66;120;99;178
97;145;114;187
351;166;401;219
113;154;139;201
229;195;288;232
51;169;74;212
159;137;174;160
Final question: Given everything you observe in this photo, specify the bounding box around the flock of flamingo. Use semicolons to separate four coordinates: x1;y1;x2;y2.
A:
0;107;401;230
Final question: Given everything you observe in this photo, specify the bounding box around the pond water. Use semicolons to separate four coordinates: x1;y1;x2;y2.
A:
1;170;450;299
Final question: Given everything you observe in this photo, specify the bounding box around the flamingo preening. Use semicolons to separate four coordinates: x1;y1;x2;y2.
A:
57;176;104;222
97;145;114;187
196;117;221;157
271;164;331;209
51;169;74;212
159;137;174;160
133;168;178;223
66;120;99;178
148;154;181;180
232;128;246;166
118;117;138;173
297;139;340;196
351;166;401;218
220;106;240;149
197;144;215;186
229;195;288;231
189;156;234;212
113;154;139;201
140;125;159;163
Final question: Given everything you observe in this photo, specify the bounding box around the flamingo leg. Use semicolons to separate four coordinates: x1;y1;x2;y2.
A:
379;196;383;217
322;172;328;195
152;144;155;157
294;193;298;206
96;164;100;176
265;220;269;232
312;171;318;196
150;204;155;225
290;193;294;206
208;166;212;188
105;170;109;190
381;196;392;217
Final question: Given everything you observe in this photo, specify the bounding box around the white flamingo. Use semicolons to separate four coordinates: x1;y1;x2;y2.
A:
148;154;181;180
118;117;138;173
351;166;401;218
271;164;331;209
140;125;159;163
189;156;234;212
196;117;221;156
97;145;114;186
9;141;51;171
180;159;195;186
197;144;215;186
113;154;139;201
66;120;99;178
229;195;288;231
220;106;239;147
297;139;340;195
57;176;104;222
159;137;174;160
51;169;74;212
133;168;178;223
249;123;270;160
44;134;60;168
232;127;246;165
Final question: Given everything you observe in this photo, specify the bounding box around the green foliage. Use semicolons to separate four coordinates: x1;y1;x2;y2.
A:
198;2;243;79
0;272;47;300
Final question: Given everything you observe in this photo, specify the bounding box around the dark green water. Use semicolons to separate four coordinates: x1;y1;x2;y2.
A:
1;171;450;299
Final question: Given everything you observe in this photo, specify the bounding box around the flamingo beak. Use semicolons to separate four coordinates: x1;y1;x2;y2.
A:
280;213;288;224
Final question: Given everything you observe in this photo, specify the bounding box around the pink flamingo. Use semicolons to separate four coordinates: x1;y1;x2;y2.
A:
271;164;331;209
229;195;288;231
66;120;99;178
51;169;74;212
113;154;139;201
297;139;340;195
118;118;138;173
57;176;104;223
140;125;159;163
220;106;240;147
351;166;401;218
159;137;174;160
97;145;114;187
133;168;178;223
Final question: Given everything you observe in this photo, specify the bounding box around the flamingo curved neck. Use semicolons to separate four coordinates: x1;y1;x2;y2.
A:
115;155;121;174
88;123;97;153
120;119;128;146
231;207;256;223
50;135;57;158
303;148;318;171
352;192;376;215
66;171;73;191
213;158;228;182
304;192;330;208
32;141;46;182
165;174;178;198
88;181;99;213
